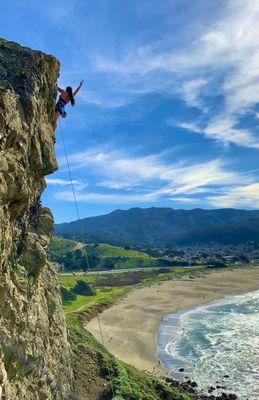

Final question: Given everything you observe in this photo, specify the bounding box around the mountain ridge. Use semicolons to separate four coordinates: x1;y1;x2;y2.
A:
55;207;259;247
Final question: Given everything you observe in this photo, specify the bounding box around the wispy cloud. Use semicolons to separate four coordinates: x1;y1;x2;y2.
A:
94;0;259;149
55;190;157;204
54;146;257;207
203;117;259;149
179;117;259;149
178;122;203;134
207;182;259;208
180;79;208;109
46;178;87;190
58;147;244;189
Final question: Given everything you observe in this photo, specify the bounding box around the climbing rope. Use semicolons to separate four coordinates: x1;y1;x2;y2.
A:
59;120;90;273
58;120;115;397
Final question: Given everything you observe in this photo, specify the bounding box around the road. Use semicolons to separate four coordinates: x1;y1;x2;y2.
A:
59;265;176;276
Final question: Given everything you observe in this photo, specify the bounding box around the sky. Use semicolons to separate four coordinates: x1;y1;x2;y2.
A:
1;0;259;222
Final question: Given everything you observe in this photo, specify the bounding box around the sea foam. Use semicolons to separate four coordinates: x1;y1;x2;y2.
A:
156;290;259;399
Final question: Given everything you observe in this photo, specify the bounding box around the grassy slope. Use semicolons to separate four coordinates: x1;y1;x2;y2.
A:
64;268;211;399
68;313;192;400
88;243;160;269
94;244;151;259
49;235;79;255
64;268;214;399
50;236;161;270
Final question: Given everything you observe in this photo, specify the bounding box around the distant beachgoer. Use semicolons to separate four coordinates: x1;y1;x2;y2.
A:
53;80;84;130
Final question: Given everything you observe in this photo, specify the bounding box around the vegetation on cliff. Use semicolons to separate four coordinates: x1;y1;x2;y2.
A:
68;313;191;400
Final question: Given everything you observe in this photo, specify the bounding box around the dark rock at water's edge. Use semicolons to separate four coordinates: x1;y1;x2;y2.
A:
163;376;237;399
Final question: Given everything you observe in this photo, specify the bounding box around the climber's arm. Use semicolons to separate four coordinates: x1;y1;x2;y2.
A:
58;87;65;94
73;80;84;97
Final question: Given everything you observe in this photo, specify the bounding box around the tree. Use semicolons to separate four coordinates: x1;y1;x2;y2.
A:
238;255;249;263
103;258;116;270
63;252;76;270
75;249;82;259
87;254;99;269
60;287;77;304
206;260;227;268
72;280;95;296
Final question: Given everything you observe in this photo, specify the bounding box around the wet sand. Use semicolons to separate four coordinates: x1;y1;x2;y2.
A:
86;267;259;375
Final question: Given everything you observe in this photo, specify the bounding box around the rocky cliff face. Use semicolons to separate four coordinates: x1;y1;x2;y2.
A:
0;39;72;399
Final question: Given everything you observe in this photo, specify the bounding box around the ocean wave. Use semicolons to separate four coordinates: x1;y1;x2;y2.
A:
156;290;259;399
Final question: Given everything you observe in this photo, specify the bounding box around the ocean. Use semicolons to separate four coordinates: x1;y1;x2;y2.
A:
156;290;259;399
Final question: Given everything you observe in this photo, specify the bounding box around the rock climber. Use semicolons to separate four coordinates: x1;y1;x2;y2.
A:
53;80;84;130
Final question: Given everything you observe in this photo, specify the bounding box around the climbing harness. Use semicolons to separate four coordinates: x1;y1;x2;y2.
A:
58;120;115;396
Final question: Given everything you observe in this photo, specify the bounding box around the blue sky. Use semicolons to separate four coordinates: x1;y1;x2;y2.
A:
2;0;259;222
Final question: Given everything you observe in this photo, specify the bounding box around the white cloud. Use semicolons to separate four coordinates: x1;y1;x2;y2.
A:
94;0;259;148
60;147;242;189
179;116;259;149
46;178;87;189
207;182;259;208
46;178;75;185
55;146;256;207
203;117;259;149
178;122;202;134
180;79;208;108
55;190;157;204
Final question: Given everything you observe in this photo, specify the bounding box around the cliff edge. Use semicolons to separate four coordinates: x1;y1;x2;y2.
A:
0;39;235;400
0;38;72;399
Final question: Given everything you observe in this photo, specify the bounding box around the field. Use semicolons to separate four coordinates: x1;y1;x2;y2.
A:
59;266;205;315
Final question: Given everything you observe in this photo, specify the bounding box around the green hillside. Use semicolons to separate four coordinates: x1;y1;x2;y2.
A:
60;269;203;399
55;207;259;247
49;236;81;255
49;236;163;271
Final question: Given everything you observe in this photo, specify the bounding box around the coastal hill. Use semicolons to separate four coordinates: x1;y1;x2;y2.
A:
55;207;259;247
49;236;163;270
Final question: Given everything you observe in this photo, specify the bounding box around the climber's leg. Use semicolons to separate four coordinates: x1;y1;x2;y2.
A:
53;110;60;131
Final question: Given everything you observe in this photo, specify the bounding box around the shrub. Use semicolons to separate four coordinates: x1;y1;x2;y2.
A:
47;300;56;317
61;286;77;304
72;280;96;296
206;260;227;268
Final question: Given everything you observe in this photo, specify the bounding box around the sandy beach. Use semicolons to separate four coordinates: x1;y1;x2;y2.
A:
86;267;259;375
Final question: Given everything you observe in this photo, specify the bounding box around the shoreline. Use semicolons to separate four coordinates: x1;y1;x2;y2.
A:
156;289;259;378
86;266;259;376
